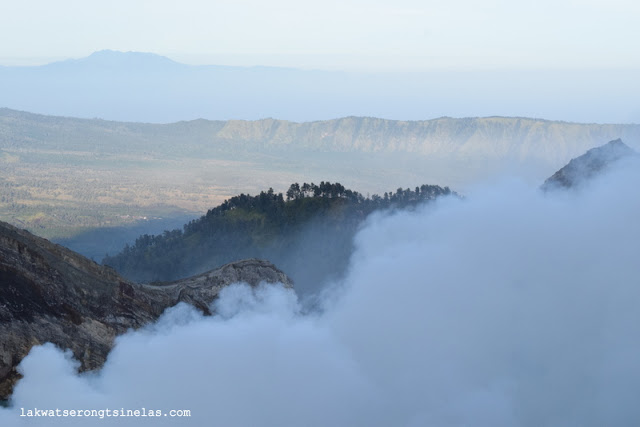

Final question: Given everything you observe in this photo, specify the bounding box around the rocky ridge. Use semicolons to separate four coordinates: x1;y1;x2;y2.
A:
541;139;637;190
2;108;640;166
0;220;292;399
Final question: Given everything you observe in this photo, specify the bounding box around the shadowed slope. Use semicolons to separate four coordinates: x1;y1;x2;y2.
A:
0;220;292;399
542;139;637;191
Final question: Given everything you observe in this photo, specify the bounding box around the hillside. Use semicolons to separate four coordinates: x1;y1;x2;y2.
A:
0;218;292;399
542;139;638;190
103;182;454;296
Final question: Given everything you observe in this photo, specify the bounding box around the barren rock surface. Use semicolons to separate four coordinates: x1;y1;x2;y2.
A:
542;139;637;191
0;221;292;399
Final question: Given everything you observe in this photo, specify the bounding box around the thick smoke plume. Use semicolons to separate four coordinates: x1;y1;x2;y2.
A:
1;161;639;426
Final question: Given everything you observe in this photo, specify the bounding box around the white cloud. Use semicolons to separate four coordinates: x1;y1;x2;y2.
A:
3;159;640;425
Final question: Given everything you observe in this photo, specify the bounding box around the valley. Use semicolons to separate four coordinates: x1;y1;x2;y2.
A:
2;108;639;254
2;2;640;423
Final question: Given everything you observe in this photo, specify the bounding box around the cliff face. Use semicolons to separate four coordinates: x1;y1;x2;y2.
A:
542;139;637;191
0;220;292;399
3;108;640;166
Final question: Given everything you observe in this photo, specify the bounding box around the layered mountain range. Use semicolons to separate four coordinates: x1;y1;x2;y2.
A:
2;108;639;175
5;107;638;247
1;50;638;123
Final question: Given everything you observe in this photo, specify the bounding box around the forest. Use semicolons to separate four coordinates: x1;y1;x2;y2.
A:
104;181;454;296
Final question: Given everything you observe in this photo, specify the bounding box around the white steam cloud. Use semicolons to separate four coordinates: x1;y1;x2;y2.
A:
1;161;639;426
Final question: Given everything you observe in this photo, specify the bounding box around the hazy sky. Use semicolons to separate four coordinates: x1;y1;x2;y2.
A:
1;0;639;70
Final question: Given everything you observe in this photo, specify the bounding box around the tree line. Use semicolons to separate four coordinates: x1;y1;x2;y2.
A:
103;181;454;294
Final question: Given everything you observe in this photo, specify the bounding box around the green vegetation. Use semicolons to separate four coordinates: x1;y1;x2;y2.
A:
5;108;638;243
104;182;454;294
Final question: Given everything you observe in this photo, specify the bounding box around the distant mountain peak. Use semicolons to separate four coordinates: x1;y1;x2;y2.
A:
60;50;183;69
88;49;169;59
542;139;637;190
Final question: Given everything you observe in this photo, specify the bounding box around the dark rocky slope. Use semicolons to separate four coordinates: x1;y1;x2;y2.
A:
542;139;637;191
0;220;292;399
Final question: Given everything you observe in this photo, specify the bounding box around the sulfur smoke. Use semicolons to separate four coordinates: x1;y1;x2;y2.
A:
1;160;639;426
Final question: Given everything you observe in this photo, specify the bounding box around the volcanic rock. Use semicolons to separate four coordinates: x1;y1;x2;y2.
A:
542;139;637;191
0;220;292;399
